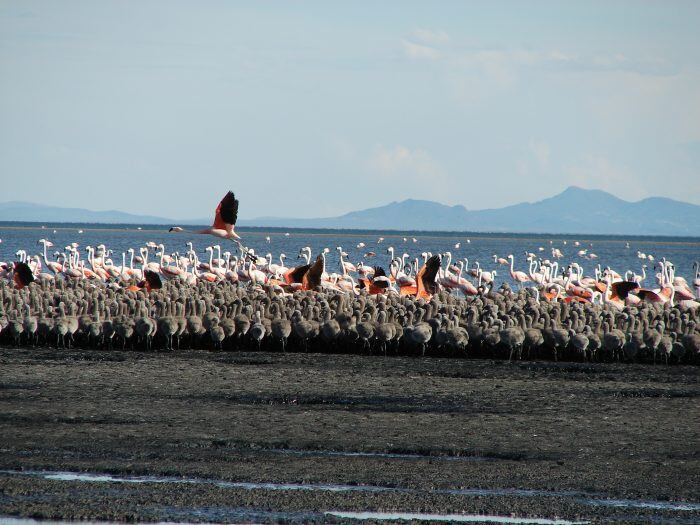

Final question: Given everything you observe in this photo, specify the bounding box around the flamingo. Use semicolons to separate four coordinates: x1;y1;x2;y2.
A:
337;247;357;275
528;260;548;285
247;260;268;285
415;254;441;299
438;252;459;289
11;259;35;289
298;246;312;265
169;191;241;241
387;246;396;266
637;263;674;305
265;253;287;278
191;254;218;283
38;239;63;274
625;265;646;285
507;254;531;289
563;270;594;302
301;255;324;291
336;273;359;294
456;262;479;296
392;256;415;287
474;261;496;284
159;250;185;281
357;262;375;279
127;269;163;293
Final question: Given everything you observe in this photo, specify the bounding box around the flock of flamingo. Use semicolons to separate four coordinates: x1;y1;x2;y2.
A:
0;191;698;362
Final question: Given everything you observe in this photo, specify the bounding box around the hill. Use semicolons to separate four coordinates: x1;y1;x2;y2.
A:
237;187;700;236
0;201;175;224
2;187;698;235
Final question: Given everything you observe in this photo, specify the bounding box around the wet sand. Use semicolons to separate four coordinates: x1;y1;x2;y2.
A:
0;348;698;523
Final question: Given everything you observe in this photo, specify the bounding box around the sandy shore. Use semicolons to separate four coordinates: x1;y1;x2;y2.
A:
0;348;698;523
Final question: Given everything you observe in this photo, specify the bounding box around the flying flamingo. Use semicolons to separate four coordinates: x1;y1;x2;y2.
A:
169;191;241;242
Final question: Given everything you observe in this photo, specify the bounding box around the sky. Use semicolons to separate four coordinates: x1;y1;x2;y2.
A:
1;1;699;220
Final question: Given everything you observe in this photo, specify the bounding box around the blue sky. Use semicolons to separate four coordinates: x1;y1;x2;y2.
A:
1;1;698;219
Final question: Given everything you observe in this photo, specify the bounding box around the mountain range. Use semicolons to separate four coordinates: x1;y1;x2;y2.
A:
1;187;698;236
0;201;174;225
238;187;700;236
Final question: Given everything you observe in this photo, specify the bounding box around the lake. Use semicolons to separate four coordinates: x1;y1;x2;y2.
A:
0;222;698;286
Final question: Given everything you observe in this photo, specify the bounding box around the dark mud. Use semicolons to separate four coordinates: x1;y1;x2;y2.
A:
0;347;698;523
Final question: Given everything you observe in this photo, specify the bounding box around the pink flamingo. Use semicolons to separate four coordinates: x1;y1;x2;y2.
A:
507;254;531;289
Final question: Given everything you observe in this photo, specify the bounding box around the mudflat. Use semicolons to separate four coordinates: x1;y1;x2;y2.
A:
0;348;698;523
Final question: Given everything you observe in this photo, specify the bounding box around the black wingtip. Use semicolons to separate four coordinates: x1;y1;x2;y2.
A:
14;261;35;286
144;269;163;290
373;266;386;278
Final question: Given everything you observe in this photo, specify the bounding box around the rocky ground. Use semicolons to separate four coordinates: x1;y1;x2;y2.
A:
0;347;698;524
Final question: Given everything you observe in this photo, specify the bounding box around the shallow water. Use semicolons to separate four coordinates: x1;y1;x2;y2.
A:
1;223;698;287
266;447;490;461
580;498;700;511
3;470;699;513
0;515;189;525
324;511;589;524
0;514;588;525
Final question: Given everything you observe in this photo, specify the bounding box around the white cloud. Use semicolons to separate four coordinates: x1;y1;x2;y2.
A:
529;140;550;168
401;39;441;61
442;46;675;90
367;144;451;202
564;156;642;200
409;29;449;46
583;68;700;143
369;144;443;179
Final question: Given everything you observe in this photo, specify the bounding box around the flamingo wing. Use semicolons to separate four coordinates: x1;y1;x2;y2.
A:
144;269;163;291
416;255;440;298
13;262;35;289
212;191;239;230
369;275;391;294
636;288;662;302
610;281;639;300
399;284;418;296
373;266;387;278
302;255;324;290
284;264;310;284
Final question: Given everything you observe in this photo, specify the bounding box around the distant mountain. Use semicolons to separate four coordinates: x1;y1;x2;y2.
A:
2;187;698;235
238;187;700;236
0;201;175;224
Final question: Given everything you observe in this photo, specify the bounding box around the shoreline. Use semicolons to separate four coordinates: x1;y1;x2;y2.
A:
1;348;698;523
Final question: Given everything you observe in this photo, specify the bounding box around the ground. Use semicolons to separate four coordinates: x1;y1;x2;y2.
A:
0;348;698;524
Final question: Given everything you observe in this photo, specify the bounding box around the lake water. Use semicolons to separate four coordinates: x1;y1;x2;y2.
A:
0;222;698;286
